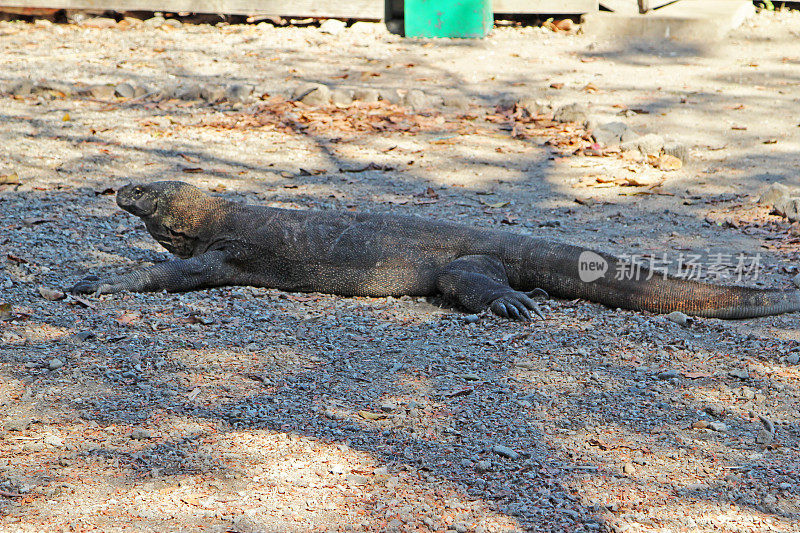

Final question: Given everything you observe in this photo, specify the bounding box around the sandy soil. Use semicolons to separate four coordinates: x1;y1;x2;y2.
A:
0;8;799;533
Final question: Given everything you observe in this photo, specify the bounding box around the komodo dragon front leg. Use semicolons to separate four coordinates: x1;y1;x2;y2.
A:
71;251;231;295
436;255;542;320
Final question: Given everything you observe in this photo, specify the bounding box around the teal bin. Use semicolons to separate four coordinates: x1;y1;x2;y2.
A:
404;0;493;38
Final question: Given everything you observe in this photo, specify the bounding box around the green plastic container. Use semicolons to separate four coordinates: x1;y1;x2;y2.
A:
404;0;493;38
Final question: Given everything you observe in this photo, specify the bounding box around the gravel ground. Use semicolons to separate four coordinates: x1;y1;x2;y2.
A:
1;9;800;533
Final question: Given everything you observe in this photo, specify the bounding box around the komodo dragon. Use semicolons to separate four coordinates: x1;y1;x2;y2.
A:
70;181;800;320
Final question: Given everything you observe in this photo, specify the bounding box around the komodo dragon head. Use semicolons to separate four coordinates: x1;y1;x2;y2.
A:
117;181;221;259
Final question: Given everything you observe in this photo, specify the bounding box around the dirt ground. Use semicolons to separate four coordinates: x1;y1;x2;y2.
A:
1;8;799;533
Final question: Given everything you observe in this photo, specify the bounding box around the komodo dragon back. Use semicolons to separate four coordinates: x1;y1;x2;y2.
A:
70;180;800;320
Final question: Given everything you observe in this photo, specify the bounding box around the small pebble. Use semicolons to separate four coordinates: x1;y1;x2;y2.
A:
130;428;152;440
48;358;64;370
635;133;665;156
178;84;202;100
80;17;117;29
43;433;64;447
404;89;429;111
319;19;347;35
622;462;636;475
443;93;471;110
4;418;32;432
708;422;728;432
346;473;369;485
553;102;589;123
785;353;799;365
663;140;689;162
379;88;404;105
10;80;34;96
89;84;116;100
379;401;397;412
657;369;679;380
463;314;480;324
475;460;492;473
38;286;65;301
759;183;790;207
114;83;135;98
225;83;253;103
756;429;773;444
296;84;331;106
144;16;166;28
353;87;380;103
201;85;226;102
666;311;689;326
729;368;749;379
492;444;519;460
331;88;354;108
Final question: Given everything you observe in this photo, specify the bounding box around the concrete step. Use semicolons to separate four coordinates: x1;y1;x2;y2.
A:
583;0;756;42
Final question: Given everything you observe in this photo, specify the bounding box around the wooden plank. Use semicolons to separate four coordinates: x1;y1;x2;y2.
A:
0;0;385;18
494;0;598;13
0;0;599;17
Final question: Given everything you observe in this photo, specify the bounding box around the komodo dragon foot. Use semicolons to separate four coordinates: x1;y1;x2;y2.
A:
437;254;545;321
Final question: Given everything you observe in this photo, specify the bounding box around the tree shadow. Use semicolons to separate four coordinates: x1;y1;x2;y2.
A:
2;19;800;531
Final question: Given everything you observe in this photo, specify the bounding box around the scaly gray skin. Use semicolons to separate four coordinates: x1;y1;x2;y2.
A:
71;181;800;320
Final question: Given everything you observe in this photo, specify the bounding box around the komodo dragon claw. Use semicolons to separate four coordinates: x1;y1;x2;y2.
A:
490;291;545;321
526;288;549;300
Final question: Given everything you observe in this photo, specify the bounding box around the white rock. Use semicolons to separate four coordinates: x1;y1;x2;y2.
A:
43;433;64;447
666;311;689;326
319;19;347;35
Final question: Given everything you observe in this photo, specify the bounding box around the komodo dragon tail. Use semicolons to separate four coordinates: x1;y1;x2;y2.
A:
514;240;800;319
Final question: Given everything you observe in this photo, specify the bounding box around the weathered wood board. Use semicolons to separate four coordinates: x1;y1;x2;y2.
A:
494;0;598;13
0;0;599;18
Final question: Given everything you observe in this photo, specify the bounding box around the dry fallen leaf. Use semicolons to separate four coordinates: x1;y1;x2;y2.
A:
0;173;20;185
0;303;12;321
117;311;142;325
621;175;662;187
358;410;386;420
554;19;574;31
684;371;713;379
